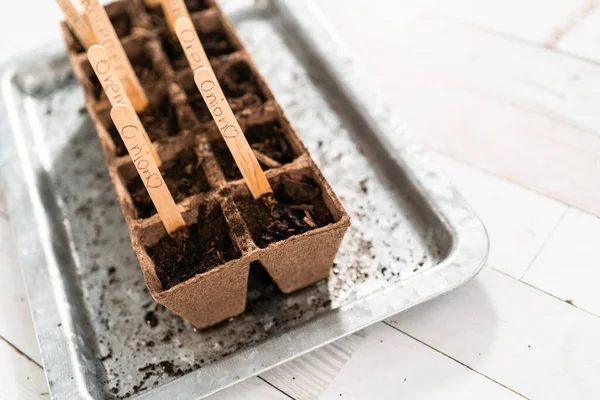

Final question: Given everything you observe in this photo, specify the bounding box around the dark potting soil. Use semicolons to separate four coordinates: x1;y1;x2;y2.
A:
184;84;246;124
91;51;163;103
184;79;263;126
127;149;210;219
161;30;236;71
220;62;265;100
111;10;134;38
146;0;210;29
186;90;263;125
69;11;132;54
149;204;240;290
235;176;334;248
212;121;295;180
107;95;180;157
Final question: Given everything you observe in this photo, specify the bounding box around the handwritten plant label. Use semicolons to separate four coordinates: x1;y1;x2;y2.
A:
56;0;97;49
79;0;149;111
174;18;209;71
194;67;272;198
88;45;161;167
111;104;185;233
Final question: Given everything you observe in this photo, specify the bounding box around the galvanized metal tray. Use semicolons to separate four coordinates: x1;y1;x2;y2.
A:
0;0;488;398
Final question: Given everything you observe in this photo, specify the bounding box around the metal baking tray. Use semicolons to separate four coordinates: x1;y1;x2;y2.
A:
0;0;488;398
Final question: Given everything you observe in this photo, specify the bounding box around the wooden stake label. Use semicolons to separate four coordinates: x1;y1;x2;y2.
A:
174;18;209;71
111;104;185;234
144;0;162;7
160;0;192;33
88;45;162;167
194;67;272;198
56;0;97;49
79;0;149;111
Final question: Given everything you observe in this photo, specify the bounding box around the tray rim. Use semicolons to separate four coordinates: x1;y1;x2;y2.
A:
0;0;489;398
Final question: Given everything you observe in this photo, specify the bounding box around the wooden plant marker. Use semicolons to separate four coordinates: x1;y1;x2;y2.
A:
160;0;193;34
172;17;270;197
174;18;210;71
111;104;185;234
195;67;272;198
144;0;162;7
56;0;97;49
79;0;149;112
88;45;162;167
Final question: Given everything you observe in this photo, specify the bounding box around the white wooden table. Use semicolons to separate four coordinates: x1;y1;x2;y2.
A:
2;0;600;398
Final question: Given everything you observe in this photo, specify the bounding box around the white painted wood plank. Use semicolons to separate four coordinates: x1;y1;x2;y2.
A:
0;189;7;216
387;267;600;400
435;153;566;278
319;323;522;400
0;339;47;400
419;0;586;45
523;207;600;316
557;7;600;63
317;0;600;217
0;218;41;364
208;377;289;400
260;332;365;400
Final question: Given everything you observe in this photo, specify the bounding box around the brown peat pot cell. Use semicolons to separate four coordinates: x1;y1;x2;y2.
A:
235;175;334;248
177;57;265;125
81;37;166;106
148;202;240;290
144;0;210;30
213;120;297;180
125;149;210;219
63;0;350;329
234;170;349;296
159;25;236;71
61;1;138;54
220;59;266;100
99;92;181;157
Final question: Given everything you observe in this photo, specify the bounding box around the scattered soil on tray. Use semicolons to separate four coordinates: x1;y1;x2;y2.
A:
127;149;209;219
144;311;158;328
148;204;240;290
235;175;334;248
213;121;295;180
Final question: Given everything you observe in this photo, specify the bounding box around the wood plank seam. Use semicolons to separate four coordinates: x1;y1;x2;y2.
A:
434;150;580;217
434;143;599;217
518;207;569;280
545;0;599;49
257;376;296;400
382;321;530;399
435;9;600;69
0;334;43;370
492;265;600;320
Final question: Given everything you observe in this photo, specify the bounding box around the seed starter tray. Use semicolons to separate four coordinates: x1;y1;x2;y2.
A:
0;0;489;398
64;0;350;329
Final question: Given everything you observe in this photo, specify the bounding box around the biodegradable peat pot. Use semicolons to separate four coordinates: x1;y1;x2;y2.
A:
61;0;350;328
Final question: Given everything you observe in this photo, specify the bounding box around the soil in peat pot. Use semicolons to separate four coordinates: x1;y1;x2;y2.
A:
127;149;210;219
235;175;334;248
148;203;240;290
